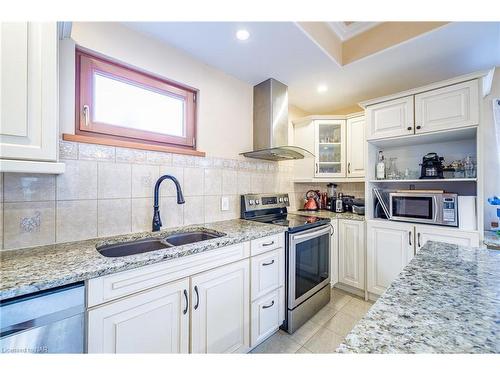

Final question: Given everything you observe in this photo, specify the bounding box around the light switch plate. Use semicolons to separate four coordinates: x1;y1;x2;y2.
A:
221;196;229;211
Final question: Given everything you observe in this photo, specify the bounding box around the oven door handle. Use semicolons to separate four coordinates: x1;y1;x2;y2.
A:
290;225;331;243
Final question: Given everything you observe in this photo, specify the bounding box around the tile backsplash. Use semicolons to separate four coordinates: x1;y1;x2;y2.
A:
0;141;365;251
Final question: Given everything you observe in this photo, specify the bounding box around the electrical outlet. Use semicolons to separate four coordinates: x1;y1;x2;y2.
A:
221;196;229;211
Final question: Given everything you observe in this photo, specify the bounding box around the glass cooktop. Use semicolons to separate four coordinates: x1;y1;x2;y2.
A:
250;213;330;233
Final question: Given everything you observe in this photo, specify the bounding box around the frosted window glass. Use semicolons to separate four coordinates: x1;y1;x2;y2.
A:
93;73;185;137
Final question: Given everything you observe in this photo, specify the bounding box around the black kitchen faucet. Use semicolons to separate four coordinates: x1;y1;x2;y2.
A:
152;175;185;232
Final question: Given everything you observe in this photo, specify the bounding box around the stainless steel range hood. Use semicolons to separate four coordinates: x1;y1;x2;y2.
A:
240;78;313;161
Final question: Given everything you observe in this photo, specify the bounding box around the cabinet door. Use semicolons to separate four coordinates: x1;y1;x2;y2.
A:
366;96;414;140
416;225;480;252
87;278;189;353
0;22;58;161
191;259;250;354
367;221;414;296
414;80;479;134
346;116;365;178
251;248;284;301
314;119;346;178
338;219;365;290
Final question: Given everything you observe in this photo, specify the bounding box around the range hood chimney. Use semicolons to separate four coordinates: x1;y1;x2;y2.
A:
240;78;313;161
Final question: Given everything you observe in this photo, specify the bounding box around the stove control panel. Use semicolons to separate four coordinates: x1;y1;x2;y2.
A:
241;193;290;213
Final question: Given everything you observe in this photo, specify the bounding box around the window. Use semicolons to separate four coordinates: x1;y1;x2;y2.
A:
75;49;197;149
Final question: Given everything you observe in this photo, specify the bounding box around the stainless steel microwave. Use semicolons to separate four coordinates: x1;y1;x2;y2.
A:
389;192;458;227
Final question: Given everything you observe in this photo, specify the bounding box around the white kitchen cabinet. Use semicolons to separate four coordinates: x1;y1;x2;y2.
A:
338;219;365;290
366;96;414;140
346;116;365;178
367;221;414;296
0;22;64;173
314;119;346;178
414;80;479;134
250;248;284;301
415;224;480;252
190;259;250;354
87;278;189;353
250;287;283;347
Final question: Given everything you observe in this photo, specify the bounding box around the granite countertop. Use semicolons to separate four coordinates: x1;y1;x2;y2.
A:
337;241;500;353
0;219;286;300
289;210;365;221
484;230;500;250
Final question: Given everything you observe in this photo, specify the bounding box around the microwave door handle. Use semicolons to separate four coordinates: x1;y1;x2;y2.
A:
433;196;439;222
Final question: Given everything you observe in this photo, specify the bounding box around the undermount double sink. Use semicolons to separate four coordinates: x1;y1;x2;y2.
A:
97;230;226;258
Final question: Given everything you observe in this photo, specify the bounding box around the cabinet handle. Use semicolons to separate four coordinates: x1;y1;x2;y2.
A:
262;259;275;266
194;286;200;310
417;233;421;248
416;125;422;130
183;289;188;315
408;231;412;246
315;163;319;173
348;162;351;174
262;241;275;247
262;300;275;309
407;126;412;131
82;105;90;127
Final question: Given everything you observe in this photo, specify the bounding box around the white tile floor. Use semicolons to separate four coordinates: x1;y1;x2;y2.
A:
250;287;374;354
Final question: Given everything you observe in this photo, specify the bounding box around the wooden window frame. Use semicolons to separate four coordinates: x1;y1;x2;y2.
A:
75;48;198;149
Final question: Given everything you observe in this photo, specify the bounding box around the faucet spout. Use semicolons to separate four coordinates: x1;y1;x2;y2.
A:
152;175;185;232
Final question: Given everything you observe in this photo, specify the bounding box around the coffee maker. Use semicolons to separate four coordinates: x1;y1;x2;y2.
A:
420;152;444;179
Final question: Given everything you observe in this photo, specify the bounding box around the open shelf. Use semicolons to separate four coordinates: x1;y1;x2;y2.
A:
369;178;477;183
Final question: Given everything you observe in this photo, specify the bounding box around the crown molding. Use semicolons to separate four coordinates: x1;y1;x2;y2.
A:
328;22;380;41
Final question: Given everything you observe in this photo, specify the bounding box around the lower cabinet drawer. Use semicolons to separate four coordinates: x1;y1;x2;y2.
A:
250;288;283;347
251;248;284;301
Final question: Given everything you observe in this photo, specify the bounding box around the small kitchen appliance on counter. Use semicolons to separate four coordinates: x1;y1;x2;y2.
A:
303;190;320;211
419;152;444;179
241;193;331;333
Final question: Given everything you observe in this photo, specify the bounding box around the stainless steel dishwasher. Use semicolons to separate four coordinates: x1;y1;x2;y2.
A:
0;282;85;353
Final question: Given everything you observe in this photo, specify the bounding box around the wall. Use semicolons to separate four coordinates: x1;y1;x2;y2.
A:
61;22;253;159
0;141;296;250
483;67;500;229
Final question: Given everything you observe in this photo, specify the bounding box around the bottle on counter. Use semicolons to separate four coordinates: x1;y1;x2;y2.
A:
376;150;386;180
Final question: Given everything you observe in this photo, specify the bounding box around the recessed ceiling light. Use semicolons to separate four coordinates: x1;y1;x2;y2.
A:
236;29;250;41
317;84;328;93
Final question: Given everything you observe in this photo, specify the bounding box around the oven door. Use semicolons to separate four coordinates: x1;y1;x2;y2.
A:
389;193;439;224
288;225;331;309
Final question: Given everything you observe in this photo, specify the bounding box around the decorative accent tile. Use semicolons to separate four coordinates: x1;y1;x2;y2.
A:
4;173;56;202
3;201;55;250
56;200;97;243
56;160;98;200
146;151;172;165
59;140;78;160
97;199;132;237
97;163;131;199
115;148;147;163
79;143;115;161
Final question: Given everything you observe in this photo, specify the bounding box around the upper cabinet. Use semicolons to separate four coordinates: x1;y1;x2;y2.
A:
314;119;346;178
414;80;479;134
293;115;365;181
0;22;64;173
346;116;365;178
366;96;414;140
366;80;479;141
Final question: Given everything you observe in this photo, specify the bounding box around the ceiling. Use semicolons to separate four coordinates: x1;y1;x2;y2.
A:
123;22;500;114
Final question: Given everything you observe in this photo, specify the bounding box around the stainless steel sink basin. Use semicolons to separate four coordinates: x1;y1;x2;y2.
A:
164;230;225;247
97;238;171;257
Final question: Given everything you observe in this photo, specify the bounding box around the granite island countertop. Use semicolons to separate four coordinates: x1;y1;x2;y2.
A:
0;219;286;300
289;210;365;221
337;241;500;353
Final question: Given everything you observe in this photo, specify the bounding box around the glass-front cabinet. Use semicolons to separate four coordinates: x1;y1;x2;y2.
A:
314;119;346;177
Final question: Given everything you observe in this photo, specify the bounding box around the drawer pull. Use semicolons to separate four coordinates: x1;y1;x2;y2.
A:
183;289;188;315
262;241;275;247
262;300;275;309
262;259;275;266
